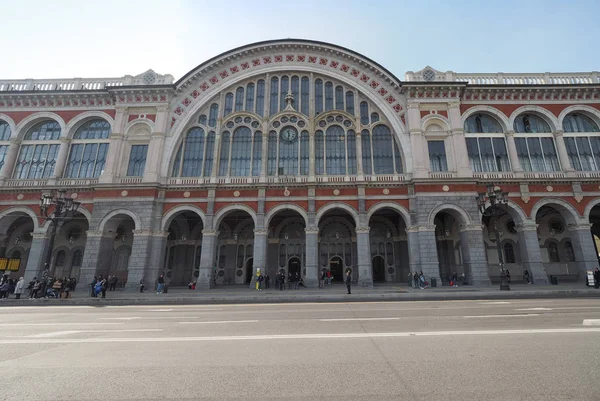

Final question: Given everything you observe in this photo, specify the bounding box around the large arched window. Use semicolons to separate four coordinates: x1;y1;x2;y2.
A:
65;119;111;178
361;130;372;174
371;125;396;174
252;132;262;176
315;130;324;175
315;79;323;115
235;87;244;112
14;120;61;179
513;113;559;171
0;120;11;174
279;127;299;175
218;131;230;176
230;127;252;176
256;80;265;117
325;125;346;175
503;242;516;264
464;114;503;133
564;113;600;171
172;127;206;177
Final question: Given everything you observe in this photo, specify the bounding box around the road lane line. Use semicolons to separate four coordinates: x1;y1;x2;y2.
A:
583;319;600;326
516;308;553;311
463;314;540;318
319;317;401;322
145;309;174;312
28;331;82;338
3;328;600;344
27;329;162;338
2;323;125;326
479;302;511;305
178;320;259;324
99;317;141;320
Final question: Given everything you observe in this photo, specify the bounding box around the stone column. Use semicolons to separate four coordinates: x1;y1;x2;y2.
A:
406;226;421;276
567;223;597;280
0;139;21;183
417;226;442;285
304;227;319;288
23;231;52;283
260;130;268;179
145;231;169;287
99;107;127;184
51;138;71;179
553;130;573;171
448;102;472;177
79;230;114;287
125;230;153;289
516;222;548;284
197;229;217;289
356;226;373;287
251;228;268;288
505;131;522;172
459;224;490;286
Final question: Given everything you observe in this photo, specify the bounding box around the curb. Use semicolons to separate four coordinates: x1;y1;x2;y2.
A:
1;289;599;306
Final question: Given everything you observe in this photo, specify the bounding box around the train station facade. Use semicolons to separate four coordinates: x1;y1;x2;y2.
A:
1;39;600;289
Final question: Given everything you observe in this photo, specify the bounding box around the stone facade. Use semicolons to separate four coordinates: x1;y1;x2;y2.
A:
1;40;600;291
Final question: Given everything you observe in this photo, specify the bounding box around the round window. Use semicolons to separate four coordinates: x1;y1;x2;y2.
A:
506;221;517;234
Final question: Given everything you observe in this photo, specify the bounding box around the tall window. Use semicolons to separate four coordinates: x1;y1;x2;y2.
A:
564;241;575;262
565;137;600;171
224;93;234;116
279;129;298;175
270;77;279;116
208;104;219;127
252;132;262;176
345;92;355;115
267;131;277;175
315;79;323;115
14;121;61;179
280;76;289;111
360;102;369;125
176;128;205;177
230;127;252;176
515;137;559;171
256;80;265;117
291;76;299;110
245;83;255;113
466;138;510;172
235;87;244;112
300;131;309;175
0;120;11;174
325;82;334;111
547;241;560;263
503;242;516;264
315;131;324;175
126;145;148;176
361;130;372;174
218;132;230;176
300;77;309;116
203;132;215;176
65;119;111;178
428;141;448;172
372;125;394;174
347;130;357;175
335;86;344;110
563;113;599;133
325;125;346;175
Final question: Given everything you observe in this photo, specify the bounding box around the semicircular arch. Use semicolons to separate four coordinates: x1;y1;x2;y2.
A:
509;105;559;132
64;111;115;139
213;204;257;230
530;198;582;225
161;205;207;231
266;204;308;227
428;203;473;226
461;106;511;132
97;209;143;233
366;202;411;225
0;114;17;139
315;202;359;227
0;206;40;234
557;105;600;131
15;112;66;140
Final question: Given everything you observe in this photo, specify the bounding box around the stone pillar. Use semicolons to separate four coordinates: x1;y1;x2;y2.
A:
145;231;169;288
124;230;152;289
51;138;71;179
459;224;490;286
448;102;472;177
553;130;573;171
406;226;421;276
197;229;217;289
99;107;127;184
251;228;268;288
0;139;21;183
505;131;522;172
356;226;372;287
144;133;165;183
567;223;597;280
80;230;111;287
23;230;52;283
417;226;442;285
304;227;319;288
516;222;548;284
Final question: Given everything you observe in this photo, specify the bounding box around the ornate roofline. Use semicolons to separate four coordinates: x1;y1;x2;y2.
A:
174;39;404;91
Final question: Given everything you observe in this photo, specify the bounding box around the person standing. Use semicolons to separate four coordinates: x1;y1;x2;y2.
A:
13;277;24;299
593;268;600;289
524;269;531;284
100;276;107;299
157;274;165;294
265;273;270;290
140;277;145;293
408;272;413;289
345;270;352;294
30;279;40;299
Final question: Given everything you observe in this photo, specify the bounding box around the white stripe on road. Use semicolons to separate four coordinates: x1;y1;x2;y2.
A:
2;323;125;326
178;320;259;325
3;328;600;344
319;317;401;322
27;329;162;338
583;319;600;326
479;301;511;305
463;314;540;318
99;317;140;320
516;308;553;311
145;309;174;312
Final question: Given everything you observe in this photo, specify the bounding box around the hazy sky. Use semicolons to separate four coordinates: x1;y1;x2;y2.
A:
1;0;598;80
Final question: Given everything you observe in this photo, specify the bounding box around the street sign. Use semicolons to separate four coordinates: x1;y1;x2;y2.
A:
587;270;595;286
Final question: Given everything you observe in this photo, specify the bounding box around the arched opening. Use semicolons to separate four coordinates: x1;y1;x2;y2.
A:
372;255;385;282
215;210;255;285
96;213;136;286
52;211;89;280
0;211;36;279
318;207;357;283
329;255;344;282
481;205;523;283
433;211;462;285
244;258;254;284
535;204;578;281
589;204;600;267
368;206;409;283
164;210;204;286
267;208;307;282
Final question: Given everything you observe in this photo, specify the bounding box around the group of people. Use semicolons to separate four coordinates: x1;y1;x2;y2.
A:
89;275;121;298
408;271;429;289
0;275;24;299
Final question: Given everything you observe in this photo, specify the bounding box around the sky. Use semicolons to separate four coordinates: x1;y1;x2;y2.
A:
1;0;599;80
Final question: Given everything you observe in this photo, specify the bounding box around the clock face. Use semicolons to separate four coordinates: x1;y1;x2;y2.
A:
281;127;298;143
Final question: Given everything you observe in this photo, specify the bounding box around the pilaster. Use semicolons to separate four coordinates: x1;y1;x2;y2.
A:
197;229;218;289
505;131;522;172
567;223;597;280
356;226;372;287
553;130;573;171
23;231;51;283
51;137;71;180
459;223;490;285
304;226;319;288
0;138;21;182
516;222;548;284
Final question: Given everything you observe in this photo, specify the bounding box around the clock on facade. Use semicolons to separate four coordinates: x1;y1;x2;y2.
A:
280;126;298;142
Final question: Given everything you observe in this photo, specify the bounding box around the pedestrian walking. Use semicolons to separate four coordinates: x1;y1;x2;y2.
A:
294;272;300;289
30;279;40;299
140;277;145;293
524;269;531;284
14;277;24;300
345;270;352;294
265;274;270;290
408;272;413;289
100;276;107;298
157;274;165;294
594;268;600;289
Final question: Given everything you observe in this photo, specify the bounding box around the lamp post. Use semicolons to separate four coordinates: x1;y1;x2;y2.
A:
39;189;81;278
477;184;510;291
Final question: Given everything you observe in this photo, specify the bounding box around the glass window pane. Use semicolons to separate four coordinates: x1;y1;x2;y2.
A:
291;76;299;111
514;114;551;133
300;77;309;116
372;125;394;174
267;131;278;175
209;104;219;127
326;125;346;175
0;145;8;173
203;131;215;177
182;128;205;177
218;132;230;176
526;138;544;171
255;80;265;117
479;138;496;172
335;86;344;110
325;82;334;111
515;138;532;171
428;141;447;172
252;131;262;176
575;137;595;171
270;77;279;116
347;130;357;175
224;93;234;116
466;138;482;172
371;113;379;123
278;128;299;175
14;145;33;179
393;139;403;174
315;130;324;175
171;143;182;176
231;127;252;176
74;119;111;139
492;138;510;171
345;91;354;116
315;79;323;115
280;76;289;111
127;145;148;176
25;121;61;140
65;144;84;178
79;143;98;178
541;138;560;171
300;131;309;175
0;121;11;141
361;130;372;174
464;114;502;133
565;137;581;171
235;87;244;112
590;137;600;171
94;143;108;177
360;102;369;125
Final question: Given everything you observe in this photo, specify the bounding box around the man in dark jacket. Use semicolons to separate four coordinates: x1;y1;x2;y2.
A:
345;270;352;294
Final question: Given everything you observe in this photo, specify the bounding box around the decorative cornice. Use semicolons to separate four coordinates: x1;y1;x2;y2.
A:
462;86;600;102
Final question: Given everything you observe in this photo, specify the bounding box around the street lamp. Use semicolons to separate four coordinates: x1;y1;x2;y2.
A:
39;189;81;277
476;184;510;291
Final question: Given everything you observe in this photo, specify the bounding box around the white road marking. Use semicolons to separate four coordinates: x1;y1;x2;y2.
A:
2;323;124;326
480;301;511;305
27;329;162;338
516;308;553;311
463;314;540;318
319;317;401;322
178;320;259;324
583;319;600;326
145;309;174;312
3;328;600;344
98;317;140;320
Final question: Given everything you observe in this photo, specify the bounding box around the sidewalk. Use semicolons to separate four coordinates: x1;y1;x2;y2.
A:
2;283;600;306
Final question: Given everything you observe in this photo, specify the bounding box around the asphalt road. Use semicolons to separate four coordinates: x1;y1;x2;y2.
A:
1;298;599;401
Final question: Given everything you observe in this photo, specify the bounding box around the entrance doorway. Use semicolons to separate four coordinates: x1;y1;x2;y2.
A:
329;256;344;282
288;257;301;279
245;258;254;284
372;255;386;282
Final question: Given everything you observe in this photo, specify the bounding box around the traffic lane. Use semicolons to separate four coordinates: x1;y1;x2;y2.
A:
1;332;598;401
